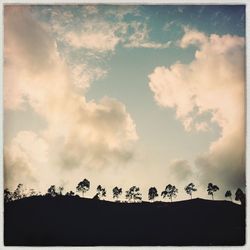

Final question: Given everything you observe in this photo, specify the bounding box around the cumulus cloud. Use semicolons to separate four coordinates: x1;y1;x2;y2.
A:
179;26;208;48
4;131;48;190
149;28;245;189
4;6;138;190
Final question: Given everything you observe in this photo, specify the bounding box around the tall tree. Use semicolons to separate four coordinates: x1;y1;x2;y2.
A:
113;186;122;201
4;188;13;203
13;184;25;200
207;183;219;200
47;185;58;197
184;183;197;199
125;186;142;202
76;179;90;197
225;190;232;201
96;185;107;200
148;187;158;201
161;184;178;202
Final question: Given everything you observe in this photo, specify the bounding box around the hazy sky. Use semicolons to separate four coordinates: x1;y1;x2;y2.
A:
4;5;245;201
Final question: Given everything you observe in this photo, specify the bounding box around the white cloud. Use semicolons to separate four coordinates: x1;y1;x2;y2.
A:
4;6;138;190
104;5;140;21
65;28;120;52
4;131;49;190
51;10;169;52
149;28;245;189
64;19;171;51
127;41;171;49
179;27;208;48
125;22;171;49
70;63;107;89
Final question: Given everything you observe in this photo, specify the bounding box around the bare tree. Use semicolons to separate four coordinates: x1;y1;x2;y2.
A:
207;183;219;200
161;184;178;202
184;183;197;199
148;187;158;201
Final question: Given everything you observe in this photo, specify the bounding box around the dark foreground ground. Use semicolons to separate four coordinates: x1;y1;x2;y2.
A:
4;196;245;246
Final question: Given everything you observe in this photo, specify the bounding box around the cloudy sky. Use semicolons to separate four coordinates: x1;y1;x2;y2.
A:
4;5;245;201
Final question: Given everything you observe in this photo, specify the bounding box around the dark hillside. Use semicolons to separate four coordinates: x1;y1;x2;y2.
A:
4;196;245;246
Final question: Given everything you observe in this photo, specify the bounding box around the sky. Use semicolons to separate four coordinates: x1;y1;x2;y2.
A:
4;4;245;201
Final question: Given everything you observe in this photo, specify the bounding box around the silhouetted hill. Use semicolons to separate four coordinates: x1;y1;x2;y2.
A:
4;196;245;246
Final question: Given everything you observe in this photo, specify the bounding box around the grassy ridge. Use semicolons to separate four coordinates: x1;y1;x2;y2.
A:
4;196;245;246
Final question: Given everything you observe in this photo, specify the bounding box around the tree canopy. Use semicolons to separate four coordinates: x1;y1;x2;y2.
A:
161;184;178;202
184;183;197;199
76;179;90;197
96;185;107;199
148;187;158;201
125;186;142;202
113;186;122;200
207;183;219;200
225;190;232;201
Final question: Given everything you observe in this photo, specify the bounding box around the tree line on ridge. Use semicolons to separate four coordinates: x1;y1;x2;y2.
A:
4;179;246;205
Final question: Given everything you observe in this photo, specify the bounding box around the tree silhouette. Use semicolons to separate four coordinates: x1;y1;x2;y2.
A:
148;187;158;201
125;186;142;202
47;185;58;197
235;188;245;206
65;191;75;196
184;183;197;199
13;184;25;200
96;185;106;200
4;188;13;203
113;186;122;201
29;189;37;197
58;186;64;196
76;179;90;197
207;183;219;200
161;184;178;202
225;190;232;201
